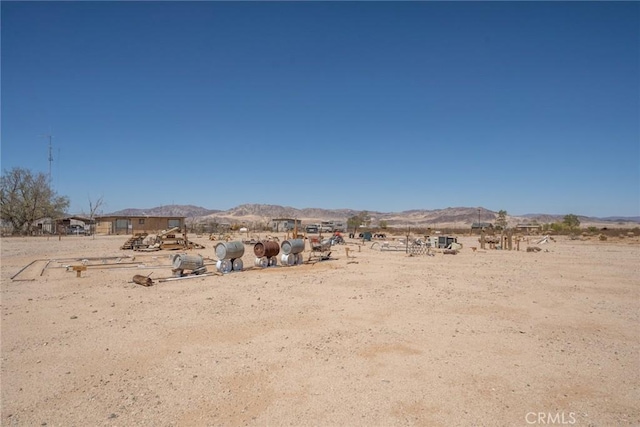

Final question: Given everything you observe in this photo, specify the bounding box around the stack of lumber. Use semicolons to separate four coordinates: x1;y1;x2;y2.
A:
120;233;148;250
124;227;206;251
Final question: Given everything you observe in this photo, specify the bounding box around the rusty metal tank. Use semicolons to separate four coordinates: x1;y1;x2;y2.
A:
254;241;280;258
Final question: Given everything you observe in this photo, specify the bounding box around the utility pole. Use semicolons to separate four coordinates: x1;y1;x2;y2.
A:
43;134;54;185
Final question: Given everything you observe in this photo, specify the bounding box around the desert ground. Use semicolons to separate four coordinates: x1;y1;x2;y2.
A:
1;232;638;426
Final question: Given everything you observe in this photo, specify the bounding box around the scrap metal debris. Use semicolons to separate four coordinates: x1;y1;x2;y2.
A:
133;274;154;287
121;227;206;251
307;237;332;262
536;235;550;245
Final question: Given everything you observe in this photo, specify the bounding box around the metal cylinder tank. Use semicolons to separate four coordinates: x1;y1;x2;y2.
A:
215;241;245;260
281;239;305;255
254;241;280;258
232;258;244;271
255;257;269;268
172;254;204;271
280;253;295;266
216;259;232;274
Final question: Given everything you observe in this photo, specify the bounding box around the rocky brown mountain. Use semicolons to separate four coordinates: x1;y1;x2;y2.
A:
106;204;638;228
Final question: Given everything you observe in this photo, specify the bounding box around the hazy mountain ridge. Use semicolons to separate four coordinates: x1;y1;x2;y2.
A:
600;216;640;223
520;213;640;224
105;204;640;227
223;204;365;220
109;205;220;218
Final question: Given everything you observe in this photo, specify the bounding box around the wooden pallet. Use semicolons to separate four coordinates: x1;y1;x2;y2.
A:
120;233;148;250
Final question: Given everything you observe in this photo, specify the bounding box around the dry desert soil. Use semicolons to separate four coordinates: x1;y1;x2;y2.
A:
1;233;639;426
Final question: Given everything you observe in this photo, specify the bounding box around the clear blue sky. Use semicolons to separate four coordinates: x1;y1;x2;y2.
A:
2;2;638;217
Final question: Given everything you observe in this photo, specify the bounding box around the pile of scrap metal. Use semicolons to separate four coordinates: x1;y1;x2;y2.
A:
244;234;280;245
210;233;232;241
482;236;501;249
371;238;433;255
307;236;331;261
121;227;206;251
371;240;406;251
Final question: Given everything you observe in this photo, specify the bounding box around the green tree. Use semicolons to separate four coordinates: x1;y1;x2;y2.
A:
347;215;362;234
347;211;371;234
563;214;581;230
379;219;388;229
495;210;508;230
0;167;70;235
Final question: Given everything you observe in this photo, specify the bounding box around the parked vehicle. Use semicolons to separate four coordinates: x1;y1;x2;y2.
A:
68;225;86;235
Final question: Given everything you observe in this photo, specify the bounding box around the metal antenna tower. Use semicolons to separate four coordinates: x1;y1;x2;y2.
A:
44;134;54;184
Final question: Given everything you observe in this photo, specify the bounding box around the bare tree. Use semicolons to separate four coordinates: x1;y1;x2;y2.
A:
87;195;104;238
0;167;69;235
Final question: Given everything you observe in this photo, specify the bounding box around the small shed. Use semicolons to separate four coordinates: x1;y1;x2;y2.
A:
57;216;91;234
31;216;89;235
471;222;494;230
515;223;542;234
269;218;302;232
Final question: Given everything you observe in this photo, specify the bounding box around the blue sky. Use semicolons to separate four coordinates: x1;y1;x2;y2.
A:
2;2;638;217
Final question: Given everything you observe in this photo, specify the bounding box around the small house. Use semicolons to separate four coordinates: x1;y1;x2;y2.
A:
95;215;185;235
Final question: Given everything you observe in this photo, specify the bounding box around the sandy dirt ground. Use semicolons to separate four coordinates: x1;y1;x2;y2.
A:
1;233;639;426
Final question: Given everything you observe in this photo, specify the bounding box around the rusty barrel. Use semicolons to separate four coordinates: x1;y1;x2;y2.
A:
254;241;280;258
281;238;305;255
133;274;153;287
215;241;245;260
172;253;204;271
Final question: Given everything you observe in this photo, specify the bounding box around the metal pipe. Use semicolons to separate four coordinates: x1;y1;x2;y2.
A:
11;259;46;280
158;273;215;283
40;260;52;276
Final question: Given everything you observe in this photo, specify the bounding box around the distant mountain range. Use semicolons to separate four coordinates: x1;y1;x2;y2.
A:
106;204;640;228
109;205;221;218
